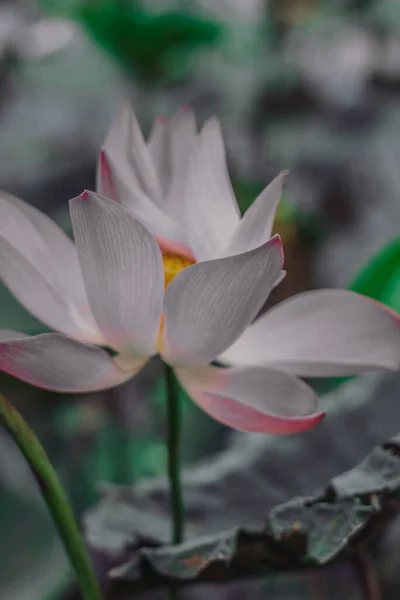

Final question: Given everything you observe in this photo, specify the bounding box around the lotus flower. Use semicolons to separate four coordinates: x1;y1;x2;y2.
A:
0;190;319;434
98;102;400;377
0;190;399;434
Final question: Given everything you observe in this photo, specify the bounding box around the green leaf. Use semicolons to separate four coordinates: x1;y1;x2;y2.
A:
84;372;400;592
88;431;400;592
349;236;400;312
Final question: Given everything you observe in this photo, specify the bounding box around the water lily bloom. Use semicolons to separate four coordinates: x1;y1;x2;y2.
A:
98;102;287;263
98;103;400;378
0;191;400;436
0;189;328;435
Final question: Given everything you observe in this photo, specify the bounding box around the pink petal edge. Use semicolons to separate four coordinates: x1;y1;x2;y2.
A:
269;234;285;268
98;151;118;201
189;389;326;435
0;343;130;393
156;236;196;261
366;294;400;325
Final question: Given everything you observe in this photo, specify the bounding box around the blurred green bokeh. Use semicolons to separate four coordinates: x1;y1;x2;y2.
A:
41;0;222;83
350;236;400;313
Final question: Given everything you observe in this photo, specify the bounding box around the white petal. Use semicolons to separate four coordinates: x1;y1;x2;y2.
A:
220;289;400;376
104;149;187;246
0;193;101;343
164;107;197;220
227;171;288;255
176;364;325;434
103;101;163;205
0;192;88;300
0;331;138;392
70;191;164;355
147;117;170;195
162;235;283;366
0;237;81;338
182;117;240;261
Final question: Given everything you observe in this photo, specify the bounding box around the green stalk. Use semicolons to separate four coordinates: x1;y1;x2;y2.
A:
164;364;184;544
0;394;103;600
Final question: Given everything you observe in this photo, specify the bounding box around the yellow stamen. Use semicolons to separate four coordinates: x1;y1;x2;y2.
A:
162;253;194;289
156;253;195;353
115;253;195;365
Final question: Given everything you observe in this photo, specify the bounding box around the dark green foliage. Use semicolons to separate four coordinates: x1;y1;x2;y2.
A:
42;0;222;83
86;431;400;593
349;236;400;313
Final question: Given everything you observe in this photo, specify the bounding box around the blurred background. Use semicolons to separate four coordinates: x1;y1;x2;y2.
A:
2;0;400;599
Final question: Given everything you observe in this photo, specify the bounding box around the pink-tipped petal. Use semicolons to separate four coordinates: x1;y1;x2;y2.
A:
162;236;283;366
0;192;101;343
176;365;325;434
221;289;400;376
182;117;241;261
96;151;118;201
70;192;164;356
0;331;137;392
226;171;288;256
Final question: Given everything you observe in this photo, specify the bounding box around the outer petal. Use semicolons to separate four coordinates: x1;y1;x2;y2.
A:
0;192;101;343
0;237;82;338
183;117;240;261
162;235;284;366
226;171;288;255
102;101;163;205
147;117;170;195
165;107;197;220
0;331;138;392
70;192;164;356
175;365;325;434
220;289;400;376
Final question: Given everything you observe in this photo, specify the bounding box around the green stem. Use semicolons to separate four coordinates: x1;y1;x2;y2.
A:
0;394;103;600
164;364;184;545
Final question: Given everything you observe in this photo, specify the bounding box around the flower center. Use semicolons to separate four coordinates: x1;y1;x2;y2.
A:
155;253;195;354
162;253;194;289
115;252;196;369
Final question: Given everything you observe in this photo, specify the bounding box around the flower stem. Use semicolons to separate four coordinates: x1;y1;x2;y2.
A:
0;394;103;600
164;364;184;545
